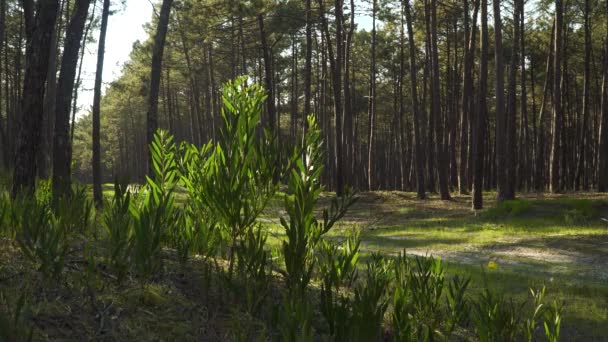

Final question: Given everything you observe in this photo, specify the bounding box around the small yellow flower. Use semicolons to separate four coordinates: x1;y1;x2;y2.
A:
488;261;499;270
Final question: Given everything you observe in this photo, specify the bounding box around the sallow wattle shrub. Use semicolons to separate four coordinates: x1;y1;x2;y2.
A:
0;77;567;341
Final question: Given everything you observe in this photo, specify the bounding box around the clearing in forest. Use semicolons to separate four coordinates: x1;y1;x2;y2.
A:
262;191;608;339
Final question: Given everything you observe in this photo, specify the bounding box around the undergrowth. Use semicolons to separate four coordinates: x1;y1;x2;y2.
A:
0;78;567;341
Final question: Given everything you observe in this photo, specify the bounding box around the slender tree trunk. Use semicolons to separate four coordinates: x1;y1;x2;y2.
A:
291;34;298;141
398;2;406;190
598;1;608;192
448;21;459;190
317;0;345;196
11;0;60;197
430;0;450;200
177;14;202;146
493;0;507;203
207;44;217;142
473;0;488;210
404;0;425;199
343;0;355;187
258;13;276;132
304;0;312;120
0;0;8;169
505;0;519;199
464;0;479;194
38;1;64;180
576;0;591;190
424;1;434;192
92;0;110;207
239;16;246;75
550;0;563;193
52;0;91;199
146;0;173;177
536;21;555;191
367;0;376;191
70;1;96;152
519;0;529;190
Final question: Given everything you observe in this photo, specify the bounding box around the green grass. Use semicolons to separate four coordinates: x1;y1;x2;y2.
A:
4;185;607;339
262;191;608;339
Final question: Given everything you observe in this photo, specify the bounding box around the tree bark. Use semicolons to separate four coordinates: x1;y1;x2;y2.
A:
536;21;555;192
473;0;488;210
0;0;8;169
343;0;355;187
430;0;450;200
92;0;110;207
258;13;276;132
519;0;529;190
598;0;608;192
367;0;376;191
460;0;479;195
70;1;96;152
505;0;519;199
576;0;590;190
304;0;312;119
177;14;202;146
146;0;173;176
52;0;91;199
317;0;345;196
423;5;434;192
404;0;425;199
11;0;60;197
493;0;507;203
38;1;64;180
550;0;563;193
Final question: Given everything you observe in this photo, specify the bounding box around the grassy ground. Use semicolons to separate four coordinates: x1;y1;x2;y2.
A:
134;184;608;339
3;186;607;340
263;191;608;340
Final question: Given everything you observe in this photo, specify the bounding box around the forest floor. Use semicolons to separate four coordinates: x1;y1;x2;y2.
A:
2;187;607;340
261;191;608;340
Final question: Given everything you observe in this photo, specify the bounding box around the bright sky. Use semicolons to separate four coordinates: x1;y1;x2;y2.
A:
77;0;153;117
75;1;543;118
75;0;373;118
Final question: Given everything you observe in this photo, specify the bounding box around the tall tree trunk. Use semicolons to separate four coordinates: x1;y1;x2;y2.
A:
92;0;110;207
146;0;173;176
505;0;519;199
519;0;529;190
258;13;276;132
367;0;376;191
598;1;608;192
207;44;217;142
473;0;488;210
493;0;507;203
291;34;298;141
343;0;355;187
38;1;64;180
398;2;406;190
448;20;459;190
11;0;60;197
576;0;590;190
304;0;312;123
177;14;202;146
52;0;91;199
317;0;344;196
424;1;434;192
536;21;555;191
239;16;246;75
404;0;425;199
70;1;96;152
550;0;563;193
0;0;8;169
431;0;450;200
460;0;479;195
